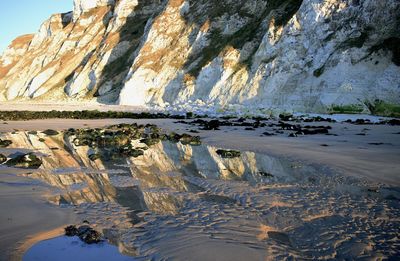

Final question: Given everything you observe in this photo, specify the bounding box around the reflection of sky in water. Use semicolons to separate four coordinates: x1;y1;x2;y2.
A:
24;236;135;261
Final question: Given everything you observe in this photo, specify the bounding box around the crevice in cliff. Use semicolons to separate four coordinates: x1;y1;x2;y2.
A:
94;0;165;103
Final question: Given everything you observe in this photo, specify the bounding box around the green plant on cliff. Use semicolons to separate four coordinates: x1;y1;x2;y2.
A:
328;104;364;114
364;99;400;117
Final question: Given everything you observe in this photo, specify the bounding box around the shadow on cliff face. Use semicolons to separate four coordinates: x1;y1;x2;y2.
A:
89;0;303;105
160;0;303;104
93;0;166;104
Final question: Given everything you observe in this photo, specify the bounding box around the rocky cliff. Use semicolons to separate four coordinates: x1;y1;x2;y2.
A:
0;0;399;114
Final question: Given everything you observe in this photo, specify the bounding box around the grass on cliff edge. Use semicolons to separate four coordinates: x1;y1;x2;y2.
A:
329;101;400;118
0;110;188;121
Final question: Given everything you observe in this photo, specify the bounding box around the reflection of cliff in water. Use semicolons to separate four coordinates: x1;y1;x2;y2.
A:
2;130;399;260
1;130;318;214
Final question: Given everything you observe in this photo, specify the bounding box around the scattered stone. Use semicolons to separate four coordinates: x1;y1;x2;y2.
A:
38;138;46;142
320;144;329;147
216;149;241;158
64;224;102;244
385;119;400;125
179;134;202;145
6;153;42;168
259;171;274;177
0;139;12;148
65;225;79;236
279;113;294;121
288;133;297;137
368;142;384;145
0;154;7;164
204;120;221;130
140;138;160;146
27;131;38;135
42;129;59;136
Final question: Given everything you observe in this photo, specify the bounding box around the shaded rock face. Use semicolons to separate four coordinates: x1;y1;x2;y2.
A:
0;0;399;113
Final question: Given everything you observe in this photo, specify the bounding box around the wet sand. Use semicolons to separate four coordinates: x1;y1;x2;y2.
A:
0;118;399;260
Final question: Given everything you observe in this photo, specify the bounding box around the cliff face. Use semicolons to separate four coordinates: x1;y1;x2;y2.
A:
0;0;399;113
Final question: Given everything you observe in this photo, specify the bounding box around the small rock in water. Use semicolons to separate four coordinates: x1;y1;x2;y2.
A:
65;224;103;244
64;225;79;236
42;129;59;136
6;153;42;168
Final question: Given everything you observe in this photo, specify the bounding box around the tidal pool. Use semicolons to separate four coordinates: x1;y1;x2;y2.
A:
0;124;399;260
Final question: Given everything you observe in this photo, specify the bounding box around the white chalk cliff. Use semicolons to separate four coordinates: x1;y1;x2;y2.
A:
0;0;399;113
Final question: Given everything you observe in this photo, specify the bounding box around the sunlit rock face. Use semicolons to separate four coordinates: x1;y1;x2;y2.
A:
0;0;399;112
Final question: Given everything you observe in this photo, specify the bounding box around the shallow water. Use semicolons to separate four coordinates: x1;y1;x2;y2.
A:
1;127;399;260
24;236;135;261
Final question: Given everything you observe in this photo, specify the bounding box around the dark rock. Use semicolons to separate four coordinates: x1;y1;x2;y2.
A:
6;153;42;168
204;120;220;130
65;225;79;236
216;149;241;158
186;112;194;119
119;144;144;157
42;129;59;136
27;131;38;135
259;171;274;177
279;113;294;121
0;139;12;148
387;119;400;125
267;231;292;246
179;134;201;145
66;224;103;244
0;154;7;164
79;229;102;244
140;138;160;146
288;133;297;137
88;153;101;161
77;225;91;235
